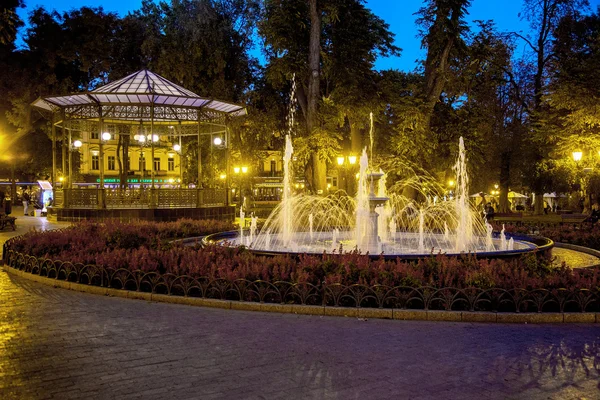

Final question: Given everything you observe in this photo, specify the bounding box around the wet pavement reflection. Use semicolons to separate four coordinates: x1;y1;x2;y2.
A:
1;270;599;399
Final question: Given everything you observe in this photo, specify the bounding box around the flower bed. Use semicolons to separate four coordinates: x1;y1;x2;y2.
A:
4;220;600;313
500;223;600;252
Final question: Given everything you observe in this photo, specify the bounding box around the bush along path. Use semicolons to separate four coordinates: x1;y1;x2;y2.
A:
4;220;600;314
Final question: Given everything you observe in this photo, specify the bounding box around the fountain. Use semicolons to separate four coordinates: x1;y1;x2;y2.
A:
204;133;551;259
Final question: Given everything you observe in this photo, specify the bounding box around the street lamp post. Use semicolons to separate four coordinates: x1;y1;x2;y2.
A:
134;127;151;193
211;135;225;189
447;180;455;199
572;150;590;212
173;142;183;187
70;140;82;189
233;165;249;205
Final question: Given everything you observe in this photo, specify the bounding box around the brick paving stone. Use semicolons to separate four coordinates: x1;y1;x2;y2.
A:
1;269;600;399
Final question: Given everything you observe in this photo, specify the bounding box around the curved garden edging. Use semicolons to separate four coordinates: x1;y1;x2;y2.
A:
3;245;599;324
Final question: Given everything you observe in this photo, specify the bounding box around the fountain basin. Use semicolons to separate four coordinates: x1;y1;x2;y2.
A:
202;231;553;261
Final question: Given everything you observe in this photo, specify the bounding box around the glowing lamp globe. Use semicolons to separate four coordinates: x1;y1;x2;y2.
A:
173;144;181;152
102;132;112;141
73;140;82;148
213;137;223;146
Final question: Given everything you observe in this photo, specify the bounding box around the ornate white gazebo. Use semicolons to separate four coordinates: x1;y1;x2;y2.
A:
32;70;246;220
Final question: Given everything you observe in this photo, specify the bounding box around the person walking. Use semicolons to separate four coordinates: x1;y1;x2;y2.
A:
22;190;30;216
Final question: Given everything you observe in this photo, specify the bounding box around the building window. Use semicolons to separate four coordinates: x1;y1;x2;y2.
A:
139;156;145;171
108;156;115;171
92;155;99;170
91;131;98;140
154;157;161;171
168;157;174;171
270;160;276;176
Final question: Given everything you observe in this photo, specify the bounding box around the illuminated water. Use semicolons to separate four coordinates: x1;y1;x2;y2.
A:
232;135;528;256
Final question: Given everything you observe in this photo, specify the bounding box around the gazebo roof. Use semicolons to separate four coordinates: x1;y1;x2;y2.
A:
31;70;246;124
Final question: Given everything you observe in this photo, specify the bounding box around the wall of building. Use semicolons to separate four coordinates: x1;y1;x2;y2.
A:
76;131;182;186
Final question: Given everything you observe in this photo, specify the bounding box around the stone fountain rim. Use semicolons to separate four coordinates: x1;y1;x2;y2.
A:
201;231;553;261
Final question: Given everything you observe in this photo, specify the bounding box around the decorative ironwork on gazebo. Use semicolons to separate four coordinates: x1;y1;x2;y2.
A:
32;70;246;210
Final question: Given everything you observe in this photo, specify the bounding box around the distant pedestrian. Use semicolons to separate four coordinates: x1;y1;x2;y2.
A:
23;190;30;216
485;202;495;221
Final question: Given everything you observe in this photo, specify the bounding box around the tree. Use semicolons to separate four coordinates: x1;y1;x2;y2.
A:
454;21;529;212
0;0;24;46
144;0;259;102
259;0;399;194
416;0;471;127
548;9;600;157
515;0;589;214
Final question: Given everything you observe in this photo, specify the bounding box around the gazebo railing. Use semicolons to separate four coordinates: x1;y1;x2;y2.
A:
57;188;227;209
105;188;152;208
155;188;197;208
63;188;99;209
199;188;228;206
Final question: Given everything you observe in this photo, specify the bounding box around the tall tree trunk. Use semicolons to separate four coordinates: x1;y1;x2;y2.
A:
498;151;511;213
307;0;320;133
307;0;326;194
534;193;544;215
350;119;362;155
116;134;123;190
531;0;551;215
122;133;130;190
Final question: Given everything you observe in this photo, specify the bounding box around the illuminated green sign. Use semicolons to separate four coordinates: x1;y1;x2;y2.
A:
96;178;174;183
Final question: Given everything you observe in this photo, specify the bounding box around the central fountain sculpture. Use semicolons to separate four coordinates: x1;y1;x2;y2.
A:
209;132;546;259
358;169;389;253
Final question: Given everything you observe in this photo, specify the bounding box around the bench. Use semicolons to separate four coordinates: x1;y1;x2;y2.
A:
556;210;573;215
561;214;589;223
0;215;16;231
492;212;523;219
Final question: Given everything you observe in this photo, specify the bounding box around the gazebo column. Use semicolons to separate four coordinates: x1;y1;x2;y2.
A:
99;114;105;209
51;112;57;205
178;121;183;186
150;105;156;208
68;122;72;190
196;112;203;207
225;122;231;207
61;116;66;187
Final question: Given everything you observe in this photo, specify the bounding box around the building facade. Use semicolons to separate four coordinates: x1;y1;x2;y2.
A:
76;125;182;187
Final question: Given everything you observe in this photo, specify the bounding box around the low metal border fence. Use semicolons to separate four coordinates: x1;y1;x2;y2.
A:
4;247;598;314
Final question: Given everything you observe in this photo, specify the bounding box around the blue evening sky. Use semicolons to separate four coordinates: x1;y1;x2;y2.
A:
16;0;600;72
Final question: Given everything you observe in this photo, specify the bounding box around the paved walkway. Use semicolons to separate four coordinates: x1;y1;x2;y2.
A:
552;247;600;269
1;270;599;400
0;206;70;259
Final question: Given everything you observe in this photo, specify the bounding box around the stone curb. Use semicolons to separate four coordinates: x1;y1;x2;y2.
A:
4;266;598;324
